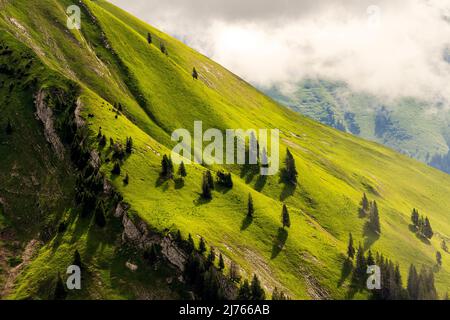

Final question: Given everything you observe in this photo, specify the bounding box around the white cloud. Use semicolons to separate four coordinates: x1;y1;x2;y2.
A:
110;0;450;102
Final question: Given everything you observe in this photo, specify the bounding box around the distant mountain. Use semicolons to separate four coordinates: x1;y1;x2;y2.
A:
264;80;450;174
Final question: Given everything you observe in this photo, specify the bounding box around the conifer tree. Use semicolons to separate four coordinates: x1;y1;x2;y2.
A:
111;162;121;175
178;161;187;177
123;173;129;185
73;250;82;269
199;237;207;255
272;287;290;300
201;173;212;199
53;273;67;300
206;170;214;189
284;148;298;184
411;208;419;227
5;119;12;135
126;137;133;154
347;233;355;259
161;154;174;179
192;67;198;80
281;204;291;229
247;193;254;218
354;244;366;283
207;247;216;267
218;253;225;271
147;32;152;44
99;135;106;147
250;274;266;300
175;230;183;243
237;279;252;300
366;250;375;266
187;233;195;253
442;240;448;252
369;200;381;234
423;217;433;239
362;193;370;211
436;251;442;266
94;201;106;228
407;264;419;300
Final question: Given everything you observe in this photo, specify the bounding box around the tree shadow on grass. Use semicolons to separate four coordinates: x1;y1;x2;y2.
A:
271;227;288;259
254;174;267;192
155;176;170;191
363;223;380;250
174;178;184;189
240;215;253;231
194;193;212;206
278;169;297;201
240;164;259;184
338;258;353;288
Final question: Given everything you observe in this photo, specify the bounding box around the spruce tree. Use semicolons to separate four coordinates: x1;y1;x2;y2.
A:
361;193;370;212
147;32;152;44
411;208;419;227
354;244;366;283
187;233;195;253
161;154;174;179
366;250;375;266
284;148;298;184
281;204;291;229
423;217;433;239
73;250;82;269
247;193;254;218
201;173;212;199
94;201;106;228
99;135;107;147
192;67;198;80
237;279;252;300
347;233;355;259
5;119;12;135
178;161;187;177
218;253;225;271
369;201;381;234
123;173;129;185
111;162;121;175
436;251;442;266
53;273;67;300
206;170;214;189
407;264;419;300
125;137;133;154
207;247;216;267
250;274;266;300
442;240;448;252
199;237;206;255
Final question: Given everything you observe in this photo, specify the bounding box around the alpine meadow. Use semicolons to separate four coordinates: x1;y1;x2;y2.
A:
0;0;449;302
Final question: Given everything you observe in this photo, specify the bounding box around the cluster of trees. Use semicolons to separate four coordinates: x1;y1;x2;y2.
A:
160;155;188;182
237;275;266;300
146;31;168;56
411;208;433;239
347;234;439;300
216;170;233;188
359;194;381;234
406;264;438;300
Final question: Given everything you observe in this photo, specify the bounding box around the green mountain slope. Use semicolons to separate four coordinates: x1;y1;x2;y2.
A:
0;0;449;299
265;80;450;173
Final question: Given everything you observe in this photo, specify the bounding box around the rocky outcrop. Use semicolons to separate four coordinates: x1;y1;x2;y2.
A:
114;202;187;272
34;90;65;160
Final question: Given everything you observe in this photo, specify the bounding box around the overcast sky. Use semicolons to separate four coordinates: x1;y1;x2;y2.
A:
109;0;450;102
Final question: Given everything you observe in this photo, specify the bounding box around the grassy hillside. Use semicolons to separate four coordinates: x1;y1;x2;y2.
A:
0;0;449;299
